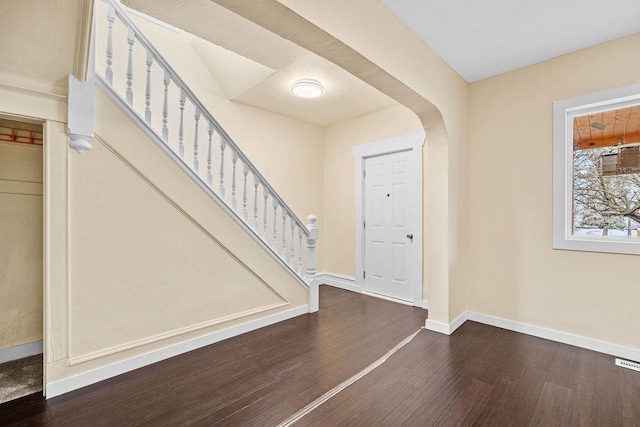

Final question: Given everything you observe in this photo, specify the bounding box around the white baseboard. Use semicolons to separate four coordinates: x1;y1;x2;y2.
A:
46;305;308;398
425;310;640;362
316;272;361;294
449;312;468;333
317;272;428;310
424;319;450;335
467;311;640;363
425;311;467;335
362;290;414;306
0;340;43;364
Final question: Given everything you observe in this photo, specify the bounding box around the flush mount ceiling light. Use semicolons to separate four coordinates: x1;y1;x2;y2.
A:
291;79;324;99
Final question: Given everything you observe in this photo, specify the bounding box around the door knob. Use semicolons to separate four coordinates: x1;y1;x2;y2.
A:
406;233;413;239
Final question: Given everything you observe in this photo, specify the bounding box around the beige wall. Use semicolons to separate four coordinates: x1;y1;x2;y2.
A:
59;90;307;373
321;105;422;276
0;78;311;388
0;140;43;349
467;33;640;349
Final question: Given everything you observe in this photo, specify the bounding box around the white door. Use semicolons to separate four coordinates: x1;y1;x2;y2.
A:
363;150;415;302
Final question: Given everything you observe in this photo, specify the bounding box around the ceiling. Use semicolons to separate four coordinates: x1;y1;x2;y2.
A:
123;0;398;127
574;106;640;150
380;0;640;82
0;0;84;92
4;0;636;127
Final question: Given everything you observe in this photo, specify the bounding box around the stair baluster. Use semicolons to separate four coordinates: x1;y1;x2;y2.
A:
242;162;249;221
263;188;269;240
178;89;186;158
282;212;288;258
206;123;213;187
161;70;169;142
272;199;279;251
144;50;153;124
219;138;226;198
290;220;295;267
105;4;115;85
253;176;259;231
193;109;200;173
298;227;303;275
231;150;238;210
126;28;135;105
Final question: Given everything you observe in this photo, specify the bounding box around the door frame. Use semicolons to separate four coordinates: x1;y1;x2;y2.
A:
353;132;425;307
0;111;49;395
0;83;70;398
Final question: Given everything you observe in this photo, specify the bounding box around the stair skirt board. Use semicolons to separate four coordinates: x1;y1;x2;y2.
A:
47;305;308;398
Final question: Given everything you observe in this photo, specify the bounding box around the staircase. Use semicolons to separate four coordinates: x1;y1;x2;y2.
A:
90;0;318;297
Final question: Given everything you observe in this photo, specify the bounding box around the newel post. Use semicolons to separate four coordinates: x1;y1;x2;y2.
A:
305;215;319;279
306;214;319;313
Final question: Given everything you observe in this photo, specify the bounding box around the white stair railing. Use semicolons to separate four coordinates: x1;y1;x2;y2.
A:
94;0;317;288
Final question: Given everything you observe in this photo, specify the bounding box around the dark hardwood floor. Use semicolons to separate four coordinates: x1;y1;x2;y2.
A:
1;286;638;426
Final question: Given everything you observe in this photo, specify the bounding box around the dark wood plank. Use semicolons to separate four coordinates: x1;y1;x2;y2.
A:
620;366;640;426
592;360;623;426
389;356;485;426
377;322;506;426
474;330;531;387
433;379;493;427
471;365;547;426
527;336;559;372
546;343;581;389
1;287;639;426
568;378;594;426
576;349;597;382
529;381;572;426
296;332;452;426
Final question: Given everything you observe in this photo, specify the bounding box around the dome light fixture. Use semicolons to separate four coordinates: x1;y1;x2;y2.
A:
291;79;324;99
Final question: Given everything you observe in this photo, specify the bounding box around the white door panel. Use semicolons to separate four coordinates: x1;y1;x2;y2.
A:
364;150;414;302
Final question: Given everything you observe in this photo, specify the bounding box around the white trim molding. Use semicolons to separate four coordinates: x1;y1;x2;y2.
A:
425;312;467;335
308;279;319;313
68;303;288;366
552;82;640;255
352;132;426;307
46;305;308;398
317;272;429;310
362;291;414;306
0;340;43;364
467;312;640;363
316;272;361;294
425;310;640;363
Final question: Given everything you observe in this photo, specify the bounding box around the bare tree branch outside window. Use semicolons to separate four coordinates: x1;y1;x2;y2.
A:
573;147;640;236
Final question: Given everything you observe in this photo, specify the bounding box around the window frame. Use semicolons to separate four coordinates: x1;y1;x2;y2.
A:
552;82;640;255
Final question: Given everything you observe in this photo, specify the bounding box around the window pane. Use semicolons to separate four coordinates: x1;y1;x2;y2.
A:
572;106;640;239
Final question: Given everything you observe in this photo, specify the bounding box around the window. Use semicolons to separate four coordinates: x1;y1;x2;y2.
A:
553;83;640;255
